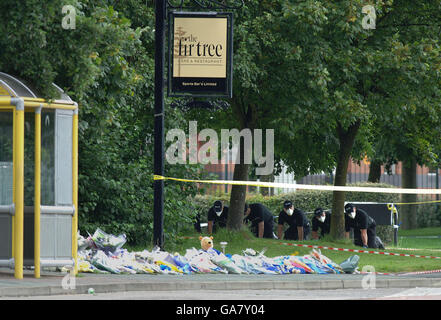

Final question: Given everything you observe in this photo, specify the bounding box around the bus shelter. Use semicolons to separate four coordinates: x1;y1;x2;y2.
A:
0;72;78;279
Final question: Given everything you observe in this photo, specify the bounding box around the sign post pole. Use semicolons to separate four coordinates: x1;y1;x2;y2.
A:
153;0;242;249
153;0;166;249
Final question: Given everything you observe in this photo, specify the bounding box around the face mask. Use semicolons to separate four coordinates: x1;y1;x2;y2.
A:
215;210;223;217
349;211;356;219
286;208;293;216
318;215;326;223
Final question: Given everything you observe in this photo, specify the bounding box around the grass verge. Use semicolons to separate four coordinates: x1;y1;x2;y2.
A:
126;227;441;274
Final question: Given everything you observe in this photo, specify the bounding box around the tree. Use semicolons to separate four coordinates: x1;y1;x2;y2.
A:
182;0;441;238
276;0;441;237
0;0;206;245
175;0;441;239
361;0;441;228
223;0;316;231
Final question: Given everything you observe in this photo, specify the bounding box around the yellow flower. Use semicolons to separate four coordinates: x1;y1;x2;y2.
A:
89;52;98;59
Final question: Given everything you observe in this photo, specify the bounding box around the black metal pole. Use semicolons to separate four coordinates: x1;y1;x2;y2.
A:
436;167;440;220
153;0;166;249
436;167;439;200
393;209;398;246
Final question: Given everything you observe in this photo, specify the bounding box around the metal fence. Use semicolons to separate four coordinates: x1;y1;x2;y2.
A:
298;162;440;190
202;160;440;196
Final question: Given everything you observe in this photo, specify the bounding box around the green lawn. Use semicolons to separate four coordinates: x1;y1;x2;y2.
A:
390;227;441;255
154;227;441;274
398;227;441;237
126;227;441;274
395;237;441;250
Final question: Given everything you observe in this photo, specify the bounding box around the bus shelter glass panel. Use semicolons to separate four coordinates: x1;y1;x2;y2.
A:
0;112;13;205
23;110;55;207
22;110;60;263
0;112;13;261
41;110;55;206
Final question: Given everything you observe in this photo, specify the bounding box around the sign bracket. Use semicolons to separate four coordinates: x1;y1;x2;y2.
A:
167;0;244;10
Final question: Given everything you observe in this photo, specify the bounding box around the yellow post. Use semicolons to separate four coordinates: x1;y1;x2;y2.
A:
13;99;24;279
34;106;42;278
72;107;79;275
12;108;16;259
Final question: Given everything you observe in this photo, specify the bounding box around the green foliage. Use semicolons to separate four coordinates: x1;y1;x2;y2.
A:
0;0;206;246
2;0;441;245
185;0;441;236
275;0;441;177
400;196;441;229
75;1;206;245
343;182;400;204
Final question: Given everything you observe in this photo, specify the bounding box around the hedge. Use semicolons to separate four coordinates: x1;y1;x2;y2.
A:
192;182;401;244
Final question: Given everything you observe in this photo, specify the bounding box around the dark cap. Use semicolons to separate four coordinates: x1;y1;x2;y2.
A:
283;200;293;209
344;203;354;214
314;207;324;216
213;200;223;213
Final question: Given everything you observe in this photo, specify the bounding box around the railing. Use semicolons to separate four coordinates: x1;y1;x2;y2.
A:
201;161;440;195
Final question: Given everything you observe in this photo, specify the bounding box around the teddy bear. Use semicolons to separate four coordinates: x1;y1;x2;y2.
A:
199;236;214;251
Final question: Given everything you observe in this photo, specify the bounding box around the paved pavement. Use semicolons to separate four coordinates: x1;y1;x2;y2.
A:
6;287;441;300
1;267;441;299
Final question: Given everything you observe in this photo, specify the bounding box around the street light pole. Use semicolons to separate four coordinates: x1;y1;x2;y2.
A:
153;0;166;249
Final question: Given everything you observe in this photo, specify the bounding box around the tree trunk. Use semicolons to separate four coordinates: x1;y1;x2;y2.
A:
330;121;361;240
227;137;250;231
368;159;382;183
227;163;250;230
401;158;417;229
260;173;274;196
227;98;256;231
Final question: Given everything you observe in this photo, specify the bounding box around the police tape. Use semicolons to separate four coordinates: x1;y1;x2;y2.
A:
279;242;441;260
179;236;441;259
153;175;441;195
397;269;441;276
393;199;441;205
172;237;441;276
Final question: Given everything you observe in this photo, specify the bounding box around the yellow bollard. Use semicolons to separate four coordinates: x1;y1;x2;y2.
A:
12;108;15;259
34;106;42;278
14;101;24;279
